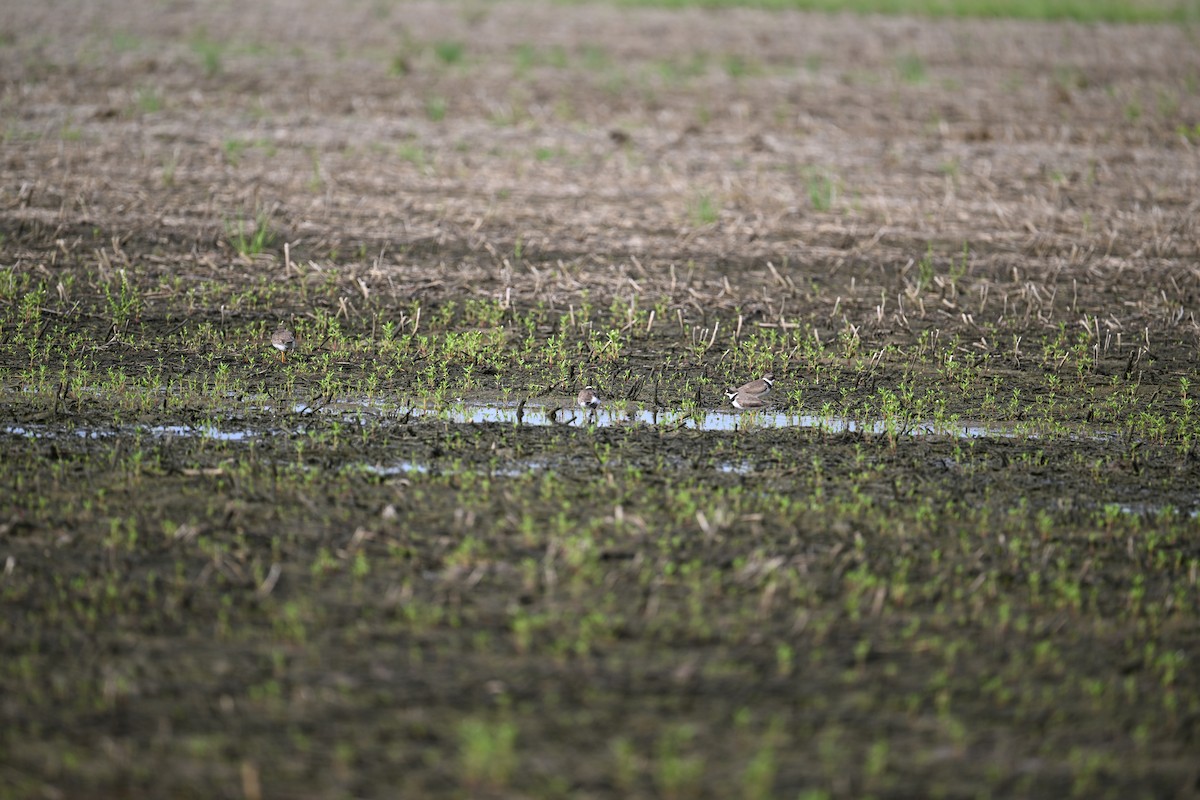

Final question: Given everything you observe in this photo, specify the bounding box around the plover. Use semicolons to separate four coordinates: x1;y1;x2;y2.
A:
577;386;601;411
271;327;295;363
726;388;769;410
734;371;774;397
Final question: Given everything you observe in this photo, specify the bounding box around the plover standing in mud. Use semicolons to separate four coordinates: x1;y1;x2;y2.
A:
271;327;296;363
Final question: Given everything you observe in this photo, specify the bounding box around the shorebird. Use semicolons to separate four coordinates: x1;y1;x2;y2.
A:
725;388;770;410
734;371;774;398
577;385;601;412
271;327;295;363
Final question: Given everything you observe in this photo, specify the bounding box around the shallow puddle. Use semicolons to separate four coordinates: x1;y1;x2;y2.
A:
148;424;256;442
302;399;1118;442
4;400;1119;443
3;423;258;442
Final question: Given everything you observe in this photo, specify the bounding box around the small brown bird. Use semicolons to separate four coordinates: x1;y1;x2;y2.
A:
271;327;295;363
734;371;774;397
577;386;601;411
726;388;769;410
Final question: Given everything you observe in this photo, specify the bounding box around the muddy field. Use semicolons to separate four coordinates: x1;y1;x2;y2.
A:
3;1;1200;798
